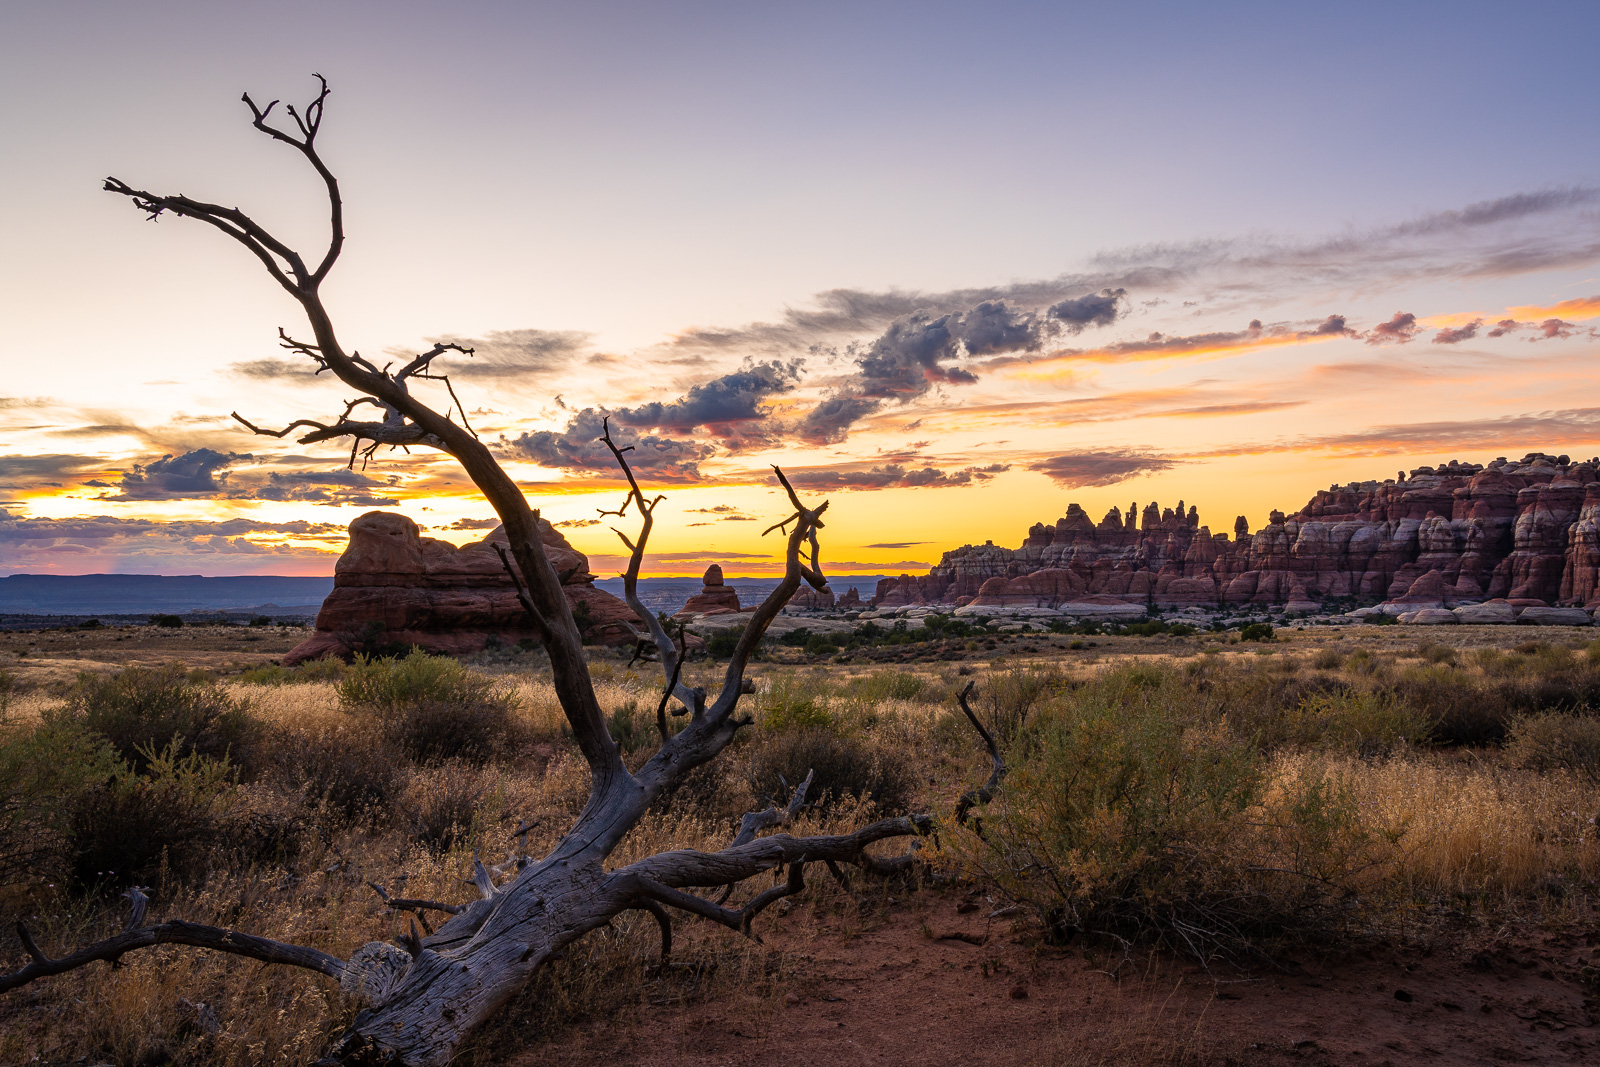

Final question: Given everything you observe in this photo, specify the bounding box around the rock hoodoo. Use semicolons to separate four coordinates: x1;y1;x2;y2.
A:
674;564;744;618
283;511;642;664
871;453;1600;616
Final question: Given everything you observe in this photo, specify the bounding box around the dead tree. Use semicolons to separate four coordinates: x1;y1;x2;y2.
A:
0;77;968;1066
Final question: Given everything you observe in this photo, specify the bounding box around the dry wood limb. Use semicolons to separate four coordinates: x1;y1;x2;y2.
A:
367;882;465;917
598;417;698;715
954;680;1004;826
493;542;553;644
1;919;344;994
654;621;688;742
621;860;807;942
630;899;673;962
731;768;814;847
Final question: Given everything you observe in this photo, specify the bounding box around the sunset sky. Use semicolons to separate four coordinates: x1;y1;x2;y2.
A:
3;1;1600;578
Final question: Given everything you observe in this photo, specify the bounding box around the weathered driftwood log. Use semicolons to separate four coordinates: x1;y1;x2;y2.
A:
0;76;995;1067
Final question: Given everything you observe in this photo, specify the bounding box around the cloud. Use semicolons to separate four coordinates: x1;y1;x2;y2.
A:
553;518;601;528
0;509;352;574
249;468;401;507
1505;295;1600;321
864;541;929;548
796;393;885;445
980;315;1358;373
1364;312;1421;345
782;462;1008;491
422;329;593;381
1047;288;1127;332
0;454;111;495
1432;319;1482;344
1483;316;1590;340
501;408;714;482
440;517;501;530
1197;407;1600;458
1029;451;1179;487
609;360;801;446
109;448;241;500
230;359;305;380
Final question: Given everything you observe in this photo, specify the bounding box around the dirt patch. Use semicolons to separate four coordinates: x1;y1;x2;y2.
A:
520;893;1599;1067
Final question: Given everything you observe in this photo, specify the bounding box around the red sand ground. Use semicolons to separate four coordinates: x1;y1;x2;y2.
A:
522;893;1599;1067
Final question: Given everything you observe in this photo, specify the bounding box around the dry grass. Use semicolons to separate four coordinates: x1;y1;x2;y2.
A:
3;638;1599;1063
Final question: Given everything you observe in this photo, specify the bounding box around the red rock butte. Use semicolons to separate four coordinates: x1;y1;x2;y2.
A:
283;512;641;665
869;452;1600;615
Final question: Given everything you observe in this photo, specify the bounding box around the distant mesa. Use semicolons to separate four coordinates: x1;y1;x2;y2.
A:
289;451;1600;659
863;452;1600;622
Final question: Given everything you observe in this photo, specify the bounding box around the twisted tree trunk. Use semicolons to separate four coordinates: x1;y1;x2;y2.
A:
2;76;963;1067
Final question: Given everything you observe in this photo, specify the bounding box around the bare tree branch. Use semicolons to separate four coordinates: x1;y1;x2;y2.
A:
954;680;1005;827
2;919;344;994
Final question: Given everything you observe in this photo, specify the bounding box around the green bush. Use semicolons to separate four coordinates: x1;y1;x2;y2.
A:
803;633;839;656
844;670;928;705
744;728;917;814
338;651;524;765
65;665;256;773
706;625;745;659
0;713;121;891
1240;622;1275;642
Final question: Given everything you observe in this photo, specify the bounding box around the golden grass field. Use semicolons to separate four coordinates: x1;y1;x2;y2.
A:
1;621;1598;1064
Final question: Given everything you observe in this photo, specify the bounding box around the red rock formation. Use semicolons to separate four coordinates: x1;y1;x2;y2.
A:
676;564;743;617
283;511;641;664
876;453;1600;614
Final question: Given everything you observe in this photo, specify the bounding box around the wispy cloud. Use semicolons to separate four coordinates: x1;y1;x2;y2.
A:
1029;451;1180;487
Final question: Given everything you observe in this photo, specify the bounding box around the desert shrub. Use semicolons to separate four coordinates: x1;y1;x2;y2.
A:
338;651;523;764
758;674;835;732
706;625;745;659
1284;690;1429;755
1385;663;1508;746
0;666;15;718
744;728;917;814
1240;622;1275;642
1311;647;1346;670
1344;648;1384;676
975;664;1065;744
262;724;404;823
150;614;184;628
1506;712;1600;785
845;669;928;705
1414;642;1458;666
237;658;346;686
65;665;257;773
803;632;839;656
957;691;1377;955
67;740;240;890
0;712;121;892
606;699;655;754
402;762;499;852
